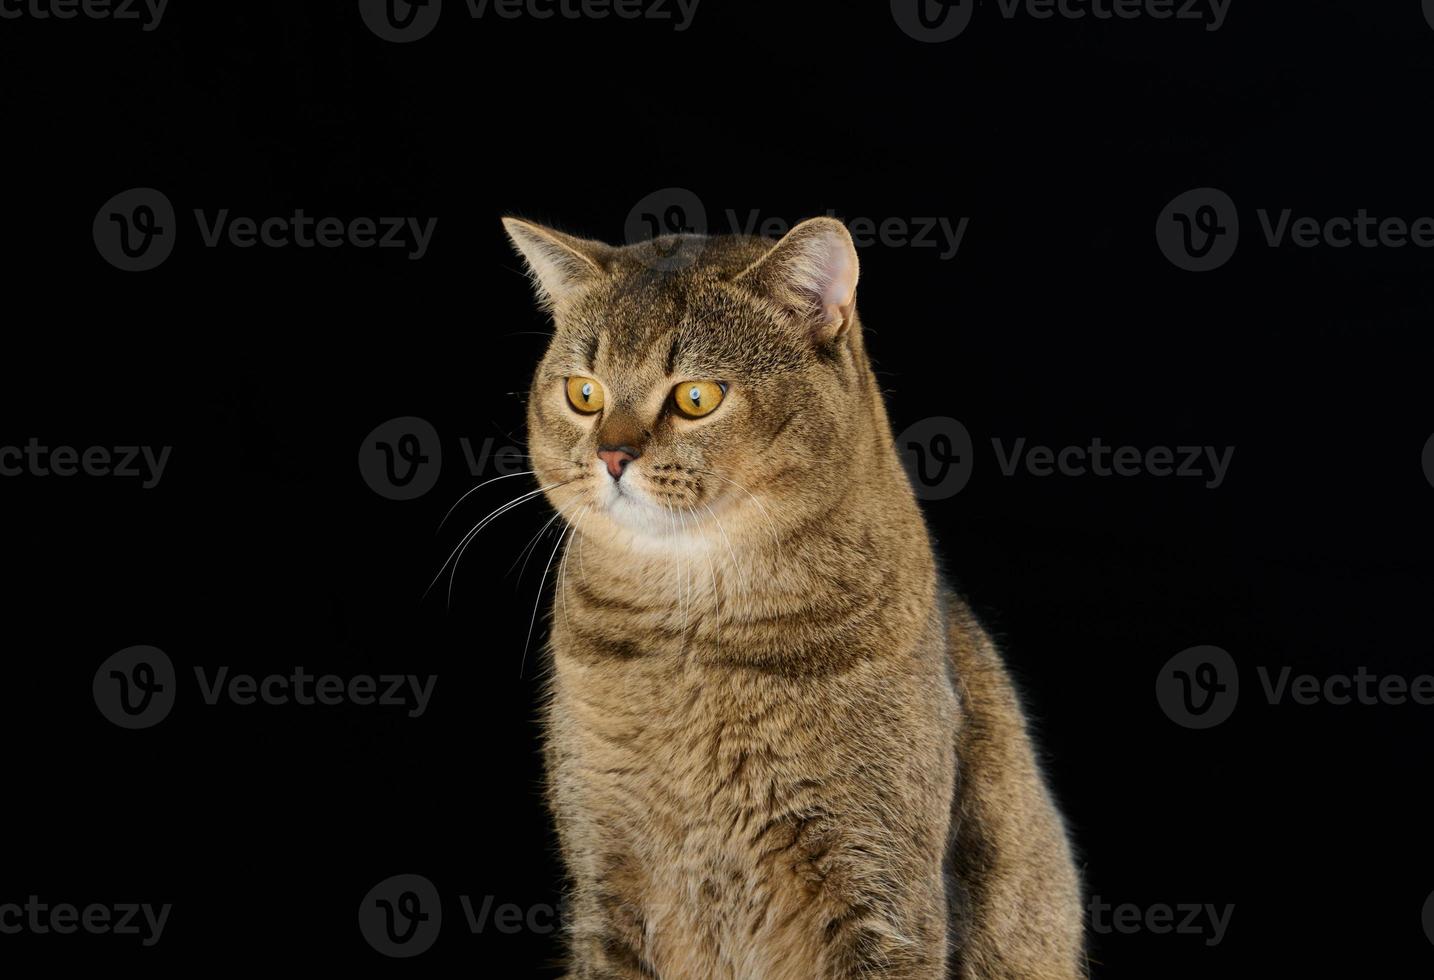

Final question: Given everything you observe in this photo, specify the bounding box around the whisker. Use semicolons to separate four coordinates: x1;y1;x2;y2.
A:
426;480;573;602
520;517;576;679
510;493;587;583
693;505;721;607
557;502;593;634
702;501;749;597
436;470;537;533
696;470;783;547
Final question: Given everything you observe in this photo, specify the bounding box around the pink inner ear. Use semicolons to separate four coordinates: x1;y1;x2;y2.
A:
815;238;858;310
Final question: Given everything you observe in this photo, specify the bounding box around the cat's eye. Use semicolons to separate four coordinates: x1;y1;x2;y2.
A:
565;376;605;414
671;380;726;419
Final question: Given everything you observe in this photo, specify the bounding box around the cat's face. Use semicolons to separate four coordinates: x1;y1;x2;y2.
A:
506;217;866;551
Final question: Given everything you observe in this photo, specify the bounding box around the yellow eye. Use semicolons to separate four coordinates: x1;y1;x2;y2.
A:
672;380;726;418
565;376;605;413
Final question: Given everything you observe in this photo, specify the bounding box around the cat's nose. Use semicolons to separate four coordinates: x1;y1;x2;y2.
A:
597;445;641;480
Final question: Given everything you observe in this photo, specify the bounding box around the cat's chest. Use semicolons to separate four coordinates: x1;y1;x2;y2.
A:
553;650;825;826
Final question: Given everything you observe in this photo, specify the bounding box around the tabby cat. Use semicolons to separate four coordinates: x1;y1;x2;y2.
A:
503;214;1084;979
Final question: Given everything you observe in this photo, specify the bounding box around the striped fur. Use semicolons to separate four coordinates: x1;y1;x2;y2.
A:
505;216;1085;979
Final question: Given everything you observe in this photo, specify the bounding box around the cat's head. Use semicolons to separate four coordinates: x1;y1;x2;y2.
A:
504;215;883;552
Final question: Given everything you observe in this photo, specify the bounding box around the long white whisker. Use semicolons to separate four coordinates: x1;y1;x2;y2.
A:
695;508;720;609
558;503;592;633
511;494;587;583
427;481;571;601
702;501;748;597
436;470;538;533
699;471;782;547
520;517;574;679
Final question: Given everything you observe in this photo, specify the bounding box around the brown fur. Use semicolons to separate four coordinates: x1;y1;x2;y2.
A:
504;216;1084;979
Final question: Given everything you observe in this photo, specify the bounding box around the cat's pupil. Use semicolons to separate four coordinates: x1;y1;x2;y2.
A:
582;383;593;401
689;386;701;405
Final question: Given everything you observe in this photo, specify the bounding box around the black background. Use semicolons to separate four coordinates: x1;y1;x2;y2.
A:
3;0;1433;975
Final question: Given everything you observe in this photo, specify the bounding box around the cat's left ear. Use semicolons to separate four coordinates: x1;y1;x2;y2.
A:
502;217;614;310
736;217;859;343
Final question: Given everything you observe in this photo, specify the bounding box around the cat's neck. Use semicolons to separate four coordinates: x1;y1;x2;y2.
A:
560;419;937;671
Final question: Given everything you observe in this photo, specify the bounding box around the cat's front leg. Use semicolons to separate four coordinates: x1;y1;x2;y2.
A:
781;823;949;979
561;884;657;980
819;898;949;980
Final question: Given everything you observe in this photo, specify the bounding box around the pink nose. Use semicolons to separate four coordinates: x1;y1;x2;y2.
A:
597;447;639;479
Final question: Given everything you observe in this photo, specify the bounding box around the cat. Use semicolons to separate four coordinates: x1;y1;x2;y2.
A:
503;214;1085;979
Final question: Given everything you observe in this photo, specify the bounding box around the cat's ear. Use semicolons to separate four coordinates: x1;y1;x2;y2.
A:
502;217;614;309
736;217;859;343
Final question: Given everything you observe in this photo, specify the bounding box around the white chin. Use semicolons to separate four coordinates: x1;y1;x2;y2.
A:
601;483;688;541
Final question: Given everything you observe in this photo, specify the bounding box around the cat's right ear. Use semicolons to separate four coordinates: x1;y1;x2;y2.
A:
502;217;614;310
